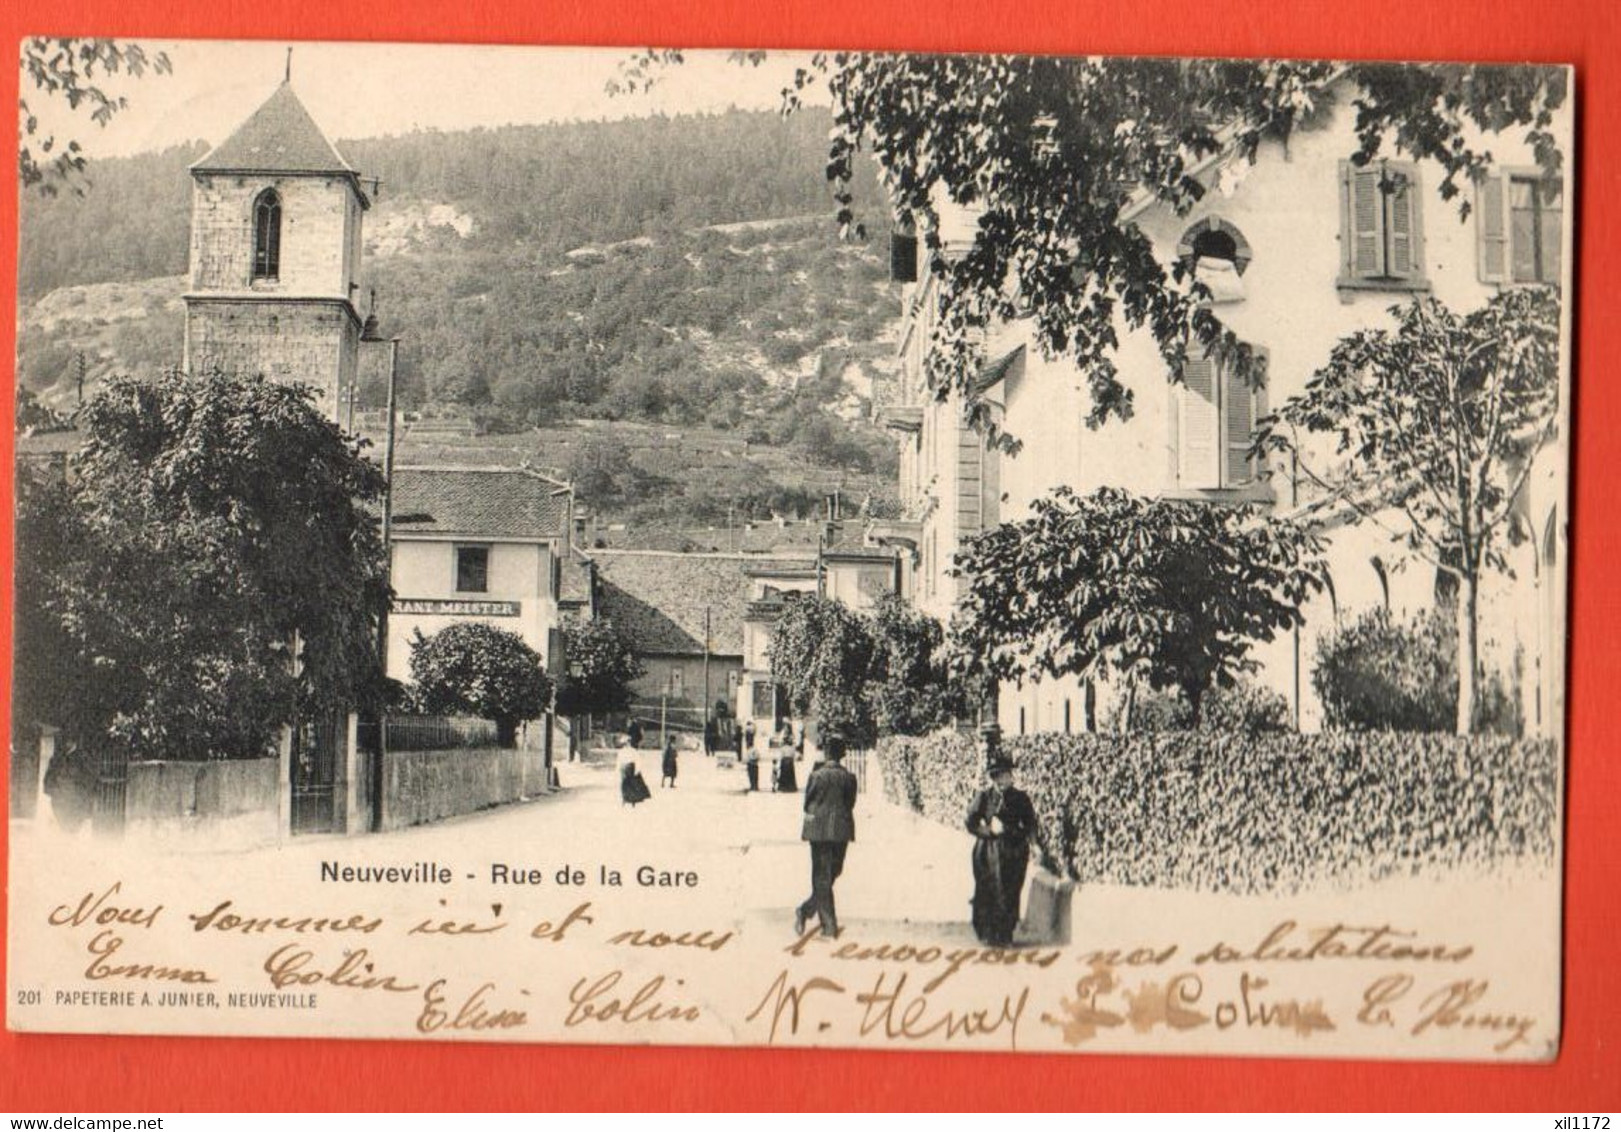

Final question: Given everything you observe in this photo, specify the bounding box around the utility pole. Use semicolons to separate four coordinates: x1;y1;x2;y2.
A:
376;334;401;665
372;311;401;835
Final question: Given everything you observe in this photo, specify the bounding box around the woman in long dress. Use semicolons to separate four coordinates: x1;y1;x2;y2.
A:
773;721;799;793
618;740;651;806
964;757;1038;947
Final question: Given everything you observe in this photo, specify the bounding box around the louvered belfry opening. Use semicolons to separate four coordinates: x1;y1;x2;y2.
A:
252;188;282;281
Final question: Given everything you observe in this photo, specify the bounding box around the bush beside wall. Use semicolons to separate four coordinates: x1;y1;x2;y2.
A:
878;729;1557;894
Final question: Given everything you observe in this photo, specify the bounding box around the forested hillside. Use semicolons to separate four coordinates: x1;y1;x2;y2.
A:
16;108;905;522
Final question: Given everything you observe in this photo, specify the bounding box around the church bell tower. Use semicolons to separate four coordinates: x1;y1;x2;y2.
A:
182;78;371;422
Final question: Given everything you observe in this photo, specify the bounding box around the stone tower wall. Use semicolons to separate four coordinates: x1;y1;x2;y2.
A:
188;173;361;298
184;300;358;415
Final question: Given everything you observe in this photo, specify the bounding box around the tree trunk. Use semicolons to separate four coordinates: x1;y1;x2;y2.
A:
1120;681;1137;735
1456;573;1480;736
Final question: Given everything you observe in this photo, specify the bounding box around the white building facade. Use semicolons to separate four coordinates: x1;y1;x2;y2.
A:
886;90;1570;737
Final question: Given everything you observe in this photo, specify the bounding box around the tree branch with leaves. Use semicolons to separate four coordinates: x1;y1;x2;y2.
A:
616;54;1564;438
19;38;172;194
1257;287;1561;734
949;486;1323;725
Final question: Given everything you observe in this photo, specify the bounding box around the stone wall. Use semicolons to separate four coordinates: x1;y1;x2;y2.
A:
380;745;548;831
124;758;279;848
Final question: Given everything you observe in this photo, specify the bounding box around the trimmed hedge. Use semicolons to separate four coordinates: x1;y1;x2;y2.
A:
878;729;1558;894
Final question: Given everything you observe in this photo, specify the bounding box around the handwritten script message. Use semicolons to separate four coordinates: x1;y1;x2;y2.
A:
9;868;1551;1060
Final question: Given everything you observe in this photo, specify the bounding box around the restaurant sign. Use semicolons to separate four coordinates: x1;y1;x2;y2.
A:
394;598;522;617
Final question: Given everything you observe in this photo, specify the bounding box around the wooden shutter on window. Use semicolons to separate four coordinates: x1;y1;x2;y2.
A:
1476;173;1508;283
1341;161;1386;279
1179;354;1220;488
1385;162;1423;279
956;426;985;538
1225;362;1254;486
890;232;918;283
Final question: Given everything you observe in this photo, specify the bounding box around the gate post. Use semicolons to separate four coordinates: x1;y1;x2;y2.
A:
277;723;294;843
343;711;362;836
37;729;55;814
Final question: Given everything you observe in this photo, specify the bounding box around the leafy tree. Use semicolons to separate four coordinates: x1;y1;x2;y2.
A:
566;434;634;503
628;54;1563;433
867;594;973;734
1259;289;1561;734
950;486;1322;724
767;595;878;747
14;369;389;761
19;38;172;193
13;472;111;751
1313;607;1457;733
555;617;645;718
409;622;554;747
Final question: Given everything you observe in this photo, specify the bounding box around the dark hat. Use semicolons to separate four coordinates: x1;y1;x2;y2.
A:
988;756;1015;775
823;735;848;759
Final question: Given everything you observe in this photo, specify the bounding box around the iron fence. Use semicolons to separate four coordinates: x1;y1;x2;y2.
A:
384;714;499;752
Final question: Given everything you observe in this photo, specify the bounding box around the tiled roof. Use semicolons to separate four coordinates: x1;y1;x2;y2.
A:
390;466;570;541
193;83;360;182
588;550;814;657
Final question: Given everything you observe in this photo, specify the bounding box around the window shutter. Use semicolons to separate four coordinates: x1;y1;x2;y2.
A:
956;428;984;538
1224;362;1255;486
1179;355;1220;488
1477;173;1508;283
1343;162;1386;279
1386;162;1422;279
890;232;918;283
1253;347;1270;479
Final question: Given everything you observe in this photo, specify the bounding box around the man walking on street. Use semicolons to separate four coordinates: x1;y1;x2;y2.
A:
795;732;857;938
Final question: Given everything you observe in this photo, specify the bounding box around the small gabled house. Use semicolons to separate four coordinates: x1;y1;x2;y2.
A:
584;549;823;737
386;465;575;682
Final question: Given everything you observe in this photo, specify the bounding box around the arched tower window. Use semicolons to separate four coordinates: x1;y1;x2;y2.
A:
252;189;282;281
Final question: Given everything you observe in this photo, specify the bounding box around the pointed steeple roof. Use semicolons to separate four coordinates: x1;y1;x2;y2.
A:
192;83;367;201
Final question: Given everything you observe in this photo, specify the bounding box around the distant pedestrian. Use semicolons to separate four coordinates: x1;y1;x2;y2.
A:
626;718;644;750
773;720;799;793
795;733;857;938
618;740;651;807
744;722;760;792
661;737;679;789
964;756;1038;947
